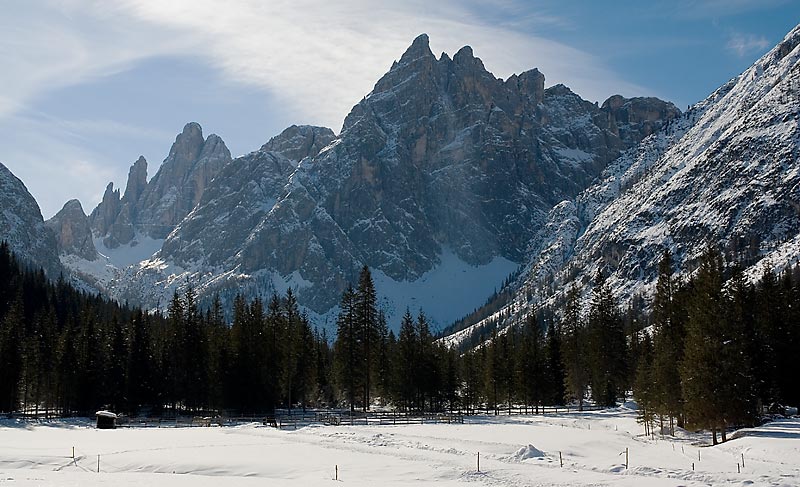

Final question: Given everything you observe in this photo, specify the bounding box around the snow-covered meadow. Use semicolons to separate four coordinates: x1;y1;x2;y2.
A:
1;408;798;486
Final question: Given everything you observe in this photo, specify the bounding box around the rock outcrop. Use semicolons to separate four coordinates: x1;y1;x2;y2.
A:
45;199;97;261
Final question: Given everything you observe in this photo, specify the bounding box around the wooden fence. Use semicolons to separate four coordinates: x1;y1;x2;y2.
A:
8;404;605;429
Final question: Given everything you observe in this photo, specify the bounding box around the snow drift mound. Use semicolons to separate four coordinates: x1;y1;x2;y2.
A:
510;444;546;461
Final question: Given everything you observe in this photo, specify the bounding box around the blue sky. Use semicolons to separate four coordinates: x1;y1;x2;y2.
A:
1;0;798;218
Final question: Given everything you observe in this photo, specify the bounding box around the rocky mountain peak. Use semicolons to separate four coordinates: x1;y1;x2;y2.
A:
169;122;205;161
260;125;336;162
452;45;478;65
45;199;97;261
399;33;433;63
130;122;232;239
89;182;121;237
122;156;148;203
507;69;546;104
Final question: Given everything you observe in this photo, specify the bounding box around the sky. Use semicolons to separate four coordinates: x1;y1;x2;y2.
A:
1;0;799;218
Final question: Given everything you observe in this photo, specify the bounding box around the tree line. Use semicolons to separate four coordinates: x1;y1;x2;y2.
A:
0;241;797;442
633;248;799;444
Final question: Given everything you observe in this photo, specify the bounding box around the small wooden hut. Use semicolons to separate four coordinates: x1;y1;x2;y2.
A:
95;410;117;429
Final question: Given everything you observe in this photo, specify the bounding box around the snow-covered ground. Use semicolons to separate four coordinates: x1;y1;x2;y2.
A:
1;408;797;486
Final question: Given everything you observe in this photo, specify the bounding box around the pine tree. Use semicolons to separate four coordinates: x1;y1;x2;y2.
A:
333;285;361;411
127;310;155;414
355;266;379;411
561;284;588;410
544;320;566;406
587;270;627;407
650;250;685;434
516;315;545;412
281;289;300;411
681;247;727;444
633;334;655;436
722;267;758;433
395;309;417;410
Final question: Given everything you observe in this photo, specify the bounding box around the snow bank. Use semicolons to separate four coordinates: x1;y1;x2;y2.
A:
509;444;546;461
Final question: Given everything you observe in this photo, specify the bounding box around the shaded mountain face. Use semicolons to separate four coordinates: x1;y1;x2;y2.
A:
0;162;61;276
108;34;677;319
89;122;232;248
444;23;800;345
45;199;96;261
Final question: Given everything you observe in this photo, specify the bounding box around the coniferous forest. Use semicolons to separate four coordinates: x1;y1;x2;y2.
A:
0;241;798;443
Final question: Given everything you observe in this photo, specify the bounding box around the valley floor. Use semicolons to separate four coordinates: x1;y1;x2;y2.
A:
1;407;798;486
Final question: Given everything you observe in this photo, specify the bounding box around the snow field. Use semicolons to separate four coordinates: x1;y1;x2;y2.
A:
1;408;798;486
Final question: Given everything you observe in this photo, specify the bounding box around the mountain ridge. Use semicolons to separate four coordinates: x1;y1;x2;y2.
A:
444;22;800;345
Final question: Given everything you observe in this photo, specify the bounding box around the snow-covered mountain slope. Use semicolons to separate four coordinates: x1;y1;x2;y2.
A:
445;23;800;345
0;162;61;276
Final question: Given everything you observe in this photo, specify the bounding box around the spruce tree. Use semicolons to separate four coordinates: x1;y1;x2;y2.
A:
650;250;685;434
355;266;379;411
544;321;566;406
333;285;360;411
587;270;627;407
681;247;727;444
561;284;588;409
395;309;417;410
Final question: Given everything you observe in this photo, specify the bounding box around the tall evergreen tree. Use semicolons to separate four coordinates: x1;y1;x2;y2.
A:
650;249;685;433
587;270;627;407
355;266;379;411
333;285;361;411
681;247;727;444
394;309;417;410
561;285;588;410
544;321;566;406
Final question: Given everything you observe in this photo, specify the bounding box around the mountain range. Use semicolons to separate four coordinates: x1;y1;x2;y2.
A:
1;26;797;334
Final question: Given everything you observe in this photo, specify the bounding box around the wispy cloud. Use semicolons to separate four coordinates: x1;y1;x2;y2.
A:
0;0;651;216
726;32;770;57
6;0;644;132
107;0;646;127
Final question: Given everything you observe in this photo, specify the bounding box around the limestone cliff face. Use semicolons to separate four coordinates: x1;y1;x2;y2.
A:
46;199;97;261
135;123;232;239
89;123;233;248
